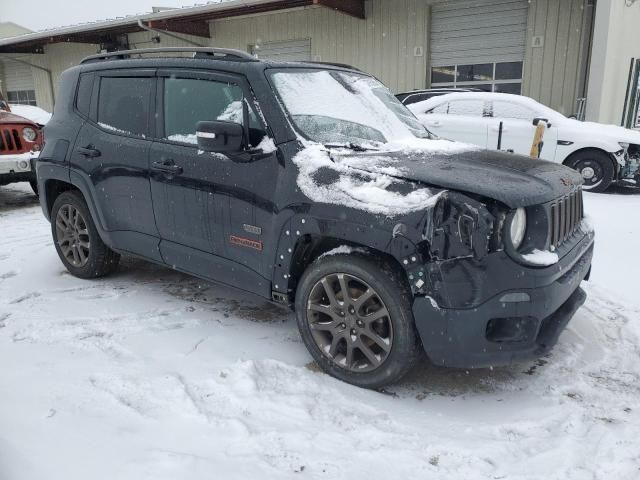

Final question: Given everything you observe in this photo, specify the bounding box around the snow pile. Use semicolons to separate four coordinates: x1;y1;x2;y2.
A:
292;143;444;216
256;135;277;153
522;249;560;266
8;104;51;125
318;245;368;259
1;183;640;479
98;122;145;138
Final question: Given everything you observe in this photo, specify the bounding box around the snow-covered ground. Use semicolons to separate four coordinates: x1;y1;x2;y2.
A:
1;182;639;480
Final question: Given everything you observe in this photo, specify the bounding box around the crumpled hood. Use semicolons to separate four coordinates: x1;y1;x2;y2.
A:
0;110;37;126
333;148;583;208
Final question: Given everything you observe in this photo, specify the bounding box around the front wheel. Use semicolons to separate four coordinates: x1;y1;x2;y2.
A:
51;190;120;278
295;253;421;389
566;150;615;193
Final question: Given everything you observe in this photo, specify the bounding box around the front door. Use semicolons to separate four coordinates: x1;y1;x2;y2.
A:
149;70;278;296
419;98;489;148
70;71;161;261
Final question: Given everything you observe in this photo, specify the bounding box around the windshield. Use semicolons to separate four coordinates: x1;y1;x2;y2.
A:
269;69;430;146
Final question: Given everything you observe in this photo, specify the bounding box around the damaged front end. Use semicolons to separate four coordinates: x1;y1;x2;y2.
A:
389;188;594;369
618;143;640;185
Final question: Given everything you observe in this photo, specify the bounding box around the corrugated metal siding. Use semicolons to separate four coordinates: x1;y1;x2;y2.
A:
522;0;591;117
210;1;430;93
430;0;528;66
250;38;311;62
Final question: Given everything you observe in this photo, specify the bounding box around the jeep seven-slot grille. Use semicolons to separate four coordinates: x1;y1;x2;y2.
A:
0;127;23;153
550;188;584;248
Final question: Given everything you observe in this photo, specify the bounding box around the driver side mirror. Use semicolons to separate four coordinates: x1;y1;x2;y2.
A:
196;120;243;153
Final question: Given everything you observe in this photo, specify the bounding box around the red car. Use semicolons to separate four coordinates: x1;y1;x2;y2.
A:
0;91;43;194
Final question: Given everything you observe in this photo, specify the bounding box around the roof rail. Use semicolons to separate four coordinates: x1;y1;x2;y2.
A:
296;61;361;72
80;47;258;64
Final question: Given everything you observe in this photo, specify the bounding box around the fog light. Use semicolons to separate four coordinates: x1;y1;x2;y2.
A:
18;160;29;169
486;317;537;343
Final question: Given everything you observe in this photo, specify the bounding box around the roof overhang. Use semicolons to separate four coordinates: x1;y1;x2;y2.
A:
0;0;365;54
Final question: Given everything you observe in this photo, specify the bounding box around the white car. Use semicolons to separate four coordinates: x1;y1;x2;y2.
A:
408;92;640;192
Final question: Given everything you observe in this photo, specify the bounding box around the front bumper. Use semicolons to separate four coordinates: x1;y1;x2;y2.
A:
413;237;594;368
0;154;36;185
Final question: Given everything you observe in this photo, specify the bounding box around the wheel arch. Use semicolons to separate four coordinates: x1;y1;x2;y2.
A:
43;179;79;218
283;235;411;306
562;147;618;171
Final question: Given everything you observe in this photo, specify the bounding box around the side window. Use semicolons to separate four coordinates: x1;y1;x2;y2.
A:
75;73;94;117
447;100;485;117
492;101;535;121
163;77;264;146
427;102;449;114
97;76;152;137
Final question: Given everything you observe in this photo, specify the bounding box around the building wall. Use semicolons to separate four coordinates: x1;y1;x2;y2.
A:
586;0;640;125
210;2;430;94
16;0;591;117
523;0;592;117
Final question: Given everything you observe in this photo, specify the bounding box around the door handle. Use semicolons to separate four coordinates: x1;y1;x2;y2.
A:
152;160;183;175
76;146;101;158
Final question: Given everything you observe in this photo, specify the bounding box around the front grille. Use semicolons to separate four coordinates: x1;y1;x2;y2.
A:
550;188;584;249
0;127;23;153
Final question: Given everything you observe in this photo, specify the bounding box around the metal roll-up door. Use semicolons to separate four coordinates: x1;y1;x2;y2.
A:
430;0;528;67
250;39;311;62
2;60;35;92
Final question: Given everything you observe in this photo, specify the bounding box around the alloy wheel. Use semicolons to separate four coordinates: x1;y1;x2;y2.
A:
306;273;393;372
55;204;90;267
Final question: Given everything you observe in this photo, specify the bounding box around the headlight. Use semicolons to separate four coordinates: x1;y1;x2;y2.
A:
510;208;527;250
22;127;37;142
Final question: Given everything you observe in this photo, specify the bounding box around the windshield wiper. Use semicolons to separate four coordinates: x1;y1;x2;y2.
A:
324;142;380;152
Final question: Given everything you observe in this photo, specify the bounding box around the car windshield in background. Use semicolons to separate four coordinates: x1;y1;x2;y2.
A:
269;69;430;146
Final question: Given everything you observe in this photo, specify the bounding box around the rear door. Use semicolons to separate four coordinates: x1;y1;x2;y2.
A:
149;69;278;296
70;70;161;260
487;99;558;160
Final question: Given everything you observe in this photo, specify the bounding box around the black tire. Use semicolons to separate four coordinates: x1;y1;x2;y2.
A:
29;180;39;196
51;190;120;279
295;252;421;389
566;150;615;193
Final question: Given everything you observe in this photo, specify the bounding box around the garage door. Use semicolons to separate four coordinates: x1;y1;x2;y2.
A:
250;39;311;62
430;0;528;94
1;59;36;105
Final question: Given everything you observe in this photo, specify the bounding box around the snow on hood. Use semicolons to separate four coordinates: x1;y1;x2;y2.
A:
292;139;476;216
7;104;51;125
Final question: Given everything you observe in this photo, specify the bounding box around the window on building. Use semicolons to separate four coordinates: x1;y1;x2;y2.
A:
97;77;153;137
7;89;37;106
431;62;523;94
163;77;263;146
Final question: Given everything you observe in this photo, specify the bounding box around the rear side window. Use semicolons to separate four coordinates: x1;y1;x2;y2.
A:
492;101;534;121
75;73;94;117
447;100;485;117
97;77;153;137
163;77;262;145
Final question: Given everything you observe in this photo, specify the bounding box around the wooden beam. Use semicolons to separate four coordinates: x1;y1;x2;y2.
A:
313;0;365;19
148;19;211;38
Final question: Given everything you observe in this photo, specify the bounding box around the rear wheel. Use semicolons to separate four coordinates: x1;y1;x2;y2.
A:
566;150;615;193
51;191;120;278
295;253;421;389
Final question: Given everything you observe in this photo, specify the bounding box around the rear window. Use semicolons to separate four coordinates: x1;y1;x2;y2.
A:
75;73;94;117
97;77;153;137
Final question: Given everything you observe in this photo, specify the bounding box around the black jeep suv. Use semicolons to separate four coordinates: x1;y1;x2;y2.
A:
37;47;594;388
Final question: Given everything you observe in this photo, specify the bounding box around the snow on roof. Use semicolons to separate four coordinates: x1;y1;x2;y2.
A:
407;91;565;122
0;0;254;47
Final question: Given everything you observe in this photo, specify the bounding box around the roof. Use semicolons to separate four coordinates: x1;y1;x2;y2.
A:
0;0;365;54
